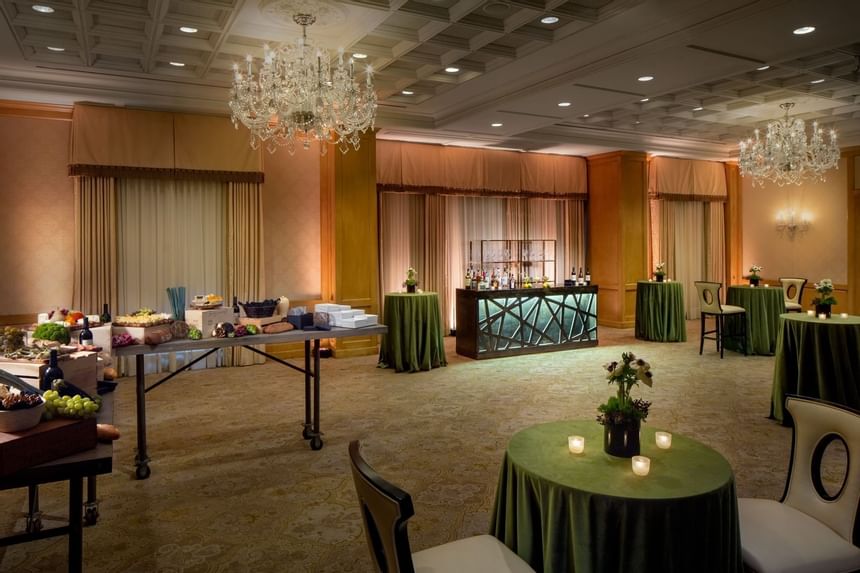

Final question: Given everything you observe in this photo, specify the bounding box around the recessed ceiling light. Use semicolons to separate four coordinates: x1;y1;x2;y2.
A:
582;114;590;118
169;61;185;67
693;106;703;111
557;101;571;107
46;46;65;52
793;26;815;35
31;4;54;13
640;98;650;102
810;78;825;84
634;120;641;125
179;26;198;34
540;16;559;24
401;90;414;95
444;66;460;73
637;75;654;82
491;122;503;127
353;53;368;59
756;65;770;71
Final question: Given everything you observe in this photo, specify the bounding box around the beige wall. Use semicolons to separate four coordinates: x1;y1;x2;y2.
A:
0;115;75;315
742;159;848;284
262;144;322;301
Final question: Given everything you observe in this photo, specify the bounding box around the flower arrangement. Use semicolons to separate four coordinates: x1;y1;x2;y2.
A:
811;278;837;306
596;351;654;426
403;267;418;287
654;262;666;277
748;265;763;279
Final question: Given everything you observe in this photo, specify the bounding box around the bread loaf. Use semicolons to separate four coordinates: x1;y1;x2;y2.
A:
263;321;295;334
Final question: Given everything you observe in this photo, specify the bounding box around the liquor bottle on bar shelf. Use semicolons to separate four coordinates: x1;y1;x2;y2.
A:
465;267;472;289
500;268;509;289
79;316;94;345
42;349;64;392
585;268;591;285
100;303;111;324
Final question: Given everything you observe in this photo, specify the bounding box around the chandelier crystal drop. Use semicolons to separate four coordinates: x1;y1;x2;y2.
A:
738;102;839;187
229;13;377;155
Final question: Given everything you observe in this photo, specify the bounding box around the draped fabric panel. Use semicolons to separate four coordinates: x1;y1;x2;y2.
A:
73;176;118;316
71;105;174;168
174;114;261;172
117;178;226;374
649;157;727;201
225;181;266;366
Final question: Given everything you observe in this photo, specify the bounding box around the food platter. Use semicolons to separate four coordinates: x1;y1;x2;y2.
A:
189;301;224;310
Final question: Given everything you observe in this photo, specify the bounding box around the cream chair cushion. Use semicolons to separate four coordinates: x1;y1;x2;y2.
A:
720;304;746;315
739;498;860;573
785;301;803;311
412;535;535;573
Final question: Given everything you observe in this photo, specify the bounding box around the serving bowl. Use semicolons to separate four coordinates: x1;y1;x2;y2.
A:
0;396;45;433
240;300;278;318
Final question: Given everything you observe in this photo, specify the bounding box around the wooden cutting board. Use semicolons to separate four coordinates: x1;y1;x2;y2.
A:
0;417;97;477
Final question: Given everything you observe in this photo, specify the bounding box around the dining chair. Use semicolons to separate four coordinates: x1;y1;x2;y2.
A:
694;281;747;358
779;277;807;312
348;440;535;573
739;396;860;573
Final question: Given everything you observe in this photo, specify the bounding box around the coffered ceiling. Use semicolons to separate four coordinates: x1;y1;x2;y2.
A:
1;0;859;160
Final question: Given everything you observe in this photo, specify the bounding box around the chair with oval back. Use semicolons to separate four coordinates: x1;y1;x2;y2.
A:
739;396;860;572
694;281;748;359
348;440;536;573
779;277;808;312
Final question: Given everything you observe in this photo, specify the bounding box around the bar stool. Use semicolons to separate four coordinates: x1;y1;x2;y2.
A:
779;277;807;312
694;281;747;359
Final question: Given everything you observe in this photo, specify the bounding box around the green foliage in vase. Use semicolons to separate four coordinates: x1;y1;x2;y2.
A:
596;351;654;426
811;278;837;306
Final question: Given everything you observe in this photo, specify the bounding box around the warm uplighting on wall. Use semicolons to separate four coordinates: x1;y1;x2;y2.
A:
775;209;811;237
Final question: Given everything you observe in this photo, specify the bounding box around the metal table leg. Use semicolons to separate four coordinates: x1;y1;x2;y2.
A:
68;476;83;573
26;485;42;533
302;339;313;440
84;476;99;525
134;354;151;479
309;339;323;450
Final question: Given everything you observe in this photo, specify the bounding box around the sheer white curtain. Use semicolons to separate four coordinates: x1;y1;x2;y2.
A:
117;178;227;374
379;192;426;296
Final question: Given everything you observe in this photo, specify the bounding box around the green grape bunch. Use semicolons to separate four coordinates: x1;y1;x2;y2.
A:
1;326;25;355
42;389;101;420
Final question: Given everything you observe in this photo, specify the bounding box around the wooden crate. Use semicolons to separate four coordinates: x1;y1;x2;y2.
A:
0;352;98;396
0;417;97;477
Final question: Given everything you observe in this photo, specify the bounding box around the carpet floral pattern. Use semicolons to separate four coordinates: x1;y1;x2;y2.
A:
0;324;794;572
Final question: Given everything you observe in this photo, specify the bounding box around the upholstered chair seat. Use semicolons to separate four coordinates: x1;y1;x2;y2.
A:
694;281;748;358
779;277;808;313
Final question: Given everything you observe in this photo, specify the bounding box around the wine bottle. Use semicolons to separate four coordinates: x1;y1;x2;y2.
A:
42;349;64;392
578;267;584;284
232;296;240;322
585;268;592;285
79;316;94;345
100;303;111;324
571;267;577;283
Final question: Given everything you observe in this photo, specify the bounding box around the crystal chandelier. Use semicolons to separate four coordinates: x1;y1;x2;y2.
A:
738;102;839;187
229;13;377;154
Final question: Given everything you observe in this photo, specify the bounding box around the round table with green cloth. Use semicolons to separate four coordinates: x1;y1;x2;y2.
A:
490;420;742;573
634;280;687;342
377;292;447;373
771;312;860;425
723;284;785;355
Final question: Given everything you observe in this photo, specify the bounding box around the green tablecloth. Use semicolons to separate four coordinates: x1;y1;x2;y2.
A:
724;285;785;355
378;292;447;373
491;420;741;573
771;313;860;424
635;280;686;342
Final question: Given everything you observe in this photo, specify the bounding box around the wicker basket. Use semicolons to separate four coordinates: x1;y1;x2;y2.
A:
240;300;278;318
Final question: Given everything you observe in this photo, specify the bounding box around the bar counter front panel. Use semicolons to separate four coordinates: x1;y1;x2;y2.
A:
456;286;598;359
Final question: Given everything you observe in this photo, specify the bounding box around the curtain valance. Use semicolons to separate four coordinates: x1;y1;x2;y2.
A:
377;140;587;197
648;156;727;201
69;103;262;180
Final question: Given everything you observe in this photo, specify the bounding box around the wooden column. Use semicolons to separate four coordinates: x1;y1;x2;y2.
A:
586;151;647;328
724;163;742;285
320;133;380;357
847;147;860;314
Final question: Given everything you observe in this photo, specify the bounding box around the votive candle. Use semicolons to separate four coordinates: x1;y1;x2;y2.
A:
568;435;585;454
749;283;756;288
632;456;651;476
655;431;672;449
840;313;848;319
807;310;815;317
764;283;769;287
818;313;827;320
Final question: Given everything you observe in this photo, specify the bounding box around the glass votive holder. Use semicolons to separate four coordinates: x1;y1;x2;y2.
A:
764;283;769;287
666;278;672;282
749;283;756;288
806;310;815;317
568;435;585;454
655;431;672;449
818;313;827;320
632;455;651;476
841;313;848;319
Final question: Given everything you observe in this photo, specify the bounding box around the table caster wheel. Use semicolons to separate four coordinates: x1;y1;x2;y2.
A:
135;464;151;480
302;426;313;440
310;436;324;450
84;504;100;526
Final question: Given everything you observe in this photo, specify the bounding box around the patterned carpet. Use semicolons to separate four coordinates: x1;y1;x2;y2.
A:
0;323;796;572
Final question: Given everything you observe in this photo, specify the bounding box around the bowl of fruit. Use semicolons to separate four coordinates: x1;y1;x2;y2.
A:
0;384;45;433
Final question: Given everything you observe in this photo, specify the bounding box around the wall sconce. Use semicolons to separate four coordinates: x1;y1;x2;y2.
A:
775;209;811;237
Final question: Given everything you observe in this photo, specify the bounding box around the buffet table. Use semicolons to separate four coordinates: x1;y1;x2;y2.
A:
634;280;686;342
456;286;598;359
724;285;785;355
378;292;447;372
114;325;386;479
771;313;860;424
491;420;742;573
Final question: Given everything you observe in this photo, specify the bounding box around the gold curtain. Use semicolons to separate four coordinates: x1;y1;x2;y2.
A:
73;176;118;316
425;194;448;329
225;181;265;366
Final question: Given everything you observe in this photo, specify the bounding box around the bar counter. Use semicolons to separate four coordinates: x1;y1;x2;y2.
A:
455;285;598;359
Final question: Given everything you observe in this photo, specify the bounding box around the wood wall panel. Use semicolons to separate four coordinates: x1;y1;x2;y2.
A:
848;148;860;313
724;163;742;285
587;151;647;327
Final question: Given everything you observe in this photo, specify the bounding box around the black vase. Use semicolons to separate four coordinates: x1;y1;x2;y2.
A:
603;418;641;458
749;277;760;286
815;303;832;318
406;284;417;293
655;274;664;283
